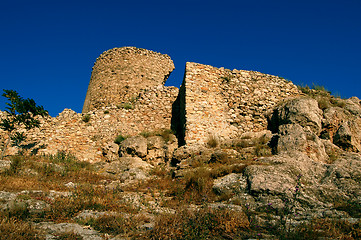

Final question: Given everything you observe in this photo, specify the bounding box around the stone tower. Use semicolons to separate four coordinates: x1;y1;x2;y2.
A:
82;47;175;113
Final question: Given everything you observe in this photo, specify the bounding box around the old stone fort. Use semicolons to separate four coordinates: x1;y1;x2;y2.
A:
1;47;302;162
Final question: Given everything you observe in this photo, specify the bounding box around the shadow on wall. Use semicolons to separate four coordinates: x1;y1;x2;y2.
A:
171;72;186;147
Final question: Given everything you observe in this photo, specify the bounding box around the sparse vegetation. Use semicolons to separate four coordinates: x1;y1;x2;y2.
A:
117;102;134;110
206;134;219;148
83;214;147;236
114;134;127;144
0;146;359;239
81;114;91;123
140;128;174;143
220;74;232;83
142;206;250;239
0;216;45;240
297;83;348;111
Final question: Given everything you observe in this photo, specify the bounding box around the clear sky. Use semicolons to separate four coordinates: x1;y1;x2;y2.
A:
1;0;360;116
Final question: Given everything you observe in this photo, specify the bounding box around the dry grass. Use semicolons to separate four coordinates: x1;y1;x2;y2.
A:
140;206;249;239
280;218;361;240
0;217;44;240
206;134;219;148
1;147;359;239
82;214;149;236
139;128;174;143
45;184;139;222
0;153;108;192
53;232;83;240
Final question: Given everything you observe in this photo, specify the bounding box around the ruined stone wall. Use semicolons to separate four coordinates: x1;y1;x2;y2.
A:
181;62;301;145
0;85;178;162
83;47;174;113
1;47;179;162
0;48;305;161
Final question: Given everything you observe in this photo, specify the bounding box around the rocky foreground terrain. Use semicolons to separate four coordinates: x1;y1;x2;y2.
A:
0;87;360;239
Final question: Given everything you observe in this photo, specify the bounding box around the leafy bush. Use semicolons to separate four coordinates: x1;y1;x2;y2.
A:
0;89;48;159
81;114;91;123
114;134;127;144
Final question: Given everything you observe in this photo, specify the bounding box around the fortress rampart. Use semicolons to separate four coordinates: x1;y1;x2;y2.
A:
83;47;174;113
0;47;303;161
176;62;301;145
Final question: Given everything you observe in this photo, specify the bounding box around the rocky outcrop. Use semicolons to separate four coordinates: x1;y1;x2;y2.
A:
268;97;323;134
171;95;361;230
117;132;178;165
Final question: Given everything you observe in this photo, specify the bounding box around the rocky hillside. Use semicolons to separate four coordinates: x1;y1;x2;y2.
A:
0;87;360;239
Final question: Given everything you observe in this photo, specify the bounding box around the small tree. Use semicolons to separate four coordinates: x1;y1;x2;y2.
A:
0;90;48;159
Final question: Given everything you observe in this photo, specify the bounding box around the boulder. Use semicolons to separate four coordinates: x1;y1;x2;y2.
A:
171;144;212;168
102;142;119;161
274;124;328;162
103;156;151;182
146;136;166;164
269;97;323;134
333;121;361;152
345;97;361;116
164;134;178;160
213;173;247;195
119;135;147;158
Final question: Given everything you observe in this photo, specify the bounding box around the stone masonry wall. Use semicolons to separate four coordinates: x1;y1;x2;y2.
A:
0;48;305;162
181;62;301;145
1;47;179;162
83;47;174;113
0;85;178;162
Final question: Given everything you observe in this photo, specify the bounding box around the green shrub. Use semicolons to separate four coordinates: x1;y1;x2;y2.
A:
139;131;152;138
114;134;127;144
220;75;232;83
81;114;91;123
117;102;134;110
45;151;91;174
0;89;48;159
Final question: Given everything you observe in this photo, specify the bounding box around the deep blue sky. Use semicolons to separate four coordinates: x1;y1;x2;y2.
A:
1;0;360;116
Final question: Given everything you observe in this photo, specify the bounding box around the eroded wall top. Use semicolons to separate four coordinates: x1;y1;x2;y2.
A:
83;47;175;113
